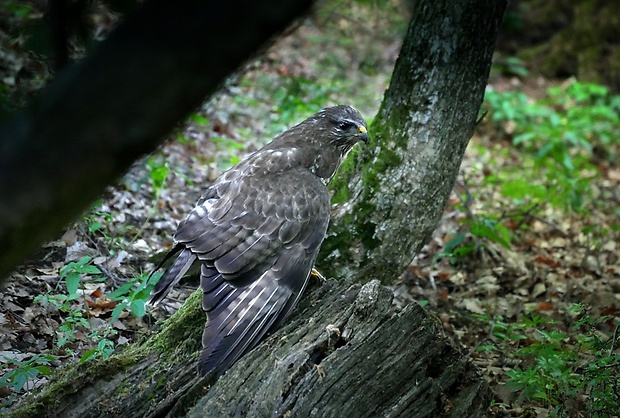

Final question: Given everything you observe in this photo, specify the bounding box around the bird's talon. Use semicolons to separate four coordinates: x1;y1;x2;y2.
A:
310;268;326;283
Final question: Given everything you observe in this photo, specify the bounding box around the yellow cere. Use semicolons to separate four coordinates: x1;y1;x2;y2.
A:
359;126;367;134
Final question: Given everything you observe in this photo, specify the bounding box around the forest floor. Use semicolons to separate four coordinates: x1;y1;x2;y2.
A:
1;2;619;417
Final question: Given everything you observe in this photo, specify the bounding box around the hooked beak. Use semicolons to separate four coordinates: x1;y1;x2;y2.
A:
358;125;369;143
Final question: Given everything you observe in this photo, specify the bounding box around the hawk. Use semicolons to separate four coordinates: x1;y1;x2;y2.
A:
147;105;368;376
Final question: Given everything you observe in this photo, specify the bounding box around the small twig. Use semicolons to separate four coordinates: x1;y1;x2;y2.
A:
97;265;121;288
427;272;437;290
78;224;111;257
453;178;475;220
503;203;539;231
0;303;28;325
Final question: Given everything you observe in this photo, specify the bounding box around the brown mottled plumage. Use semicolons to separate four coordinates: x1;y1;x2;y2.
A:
147;105;368;376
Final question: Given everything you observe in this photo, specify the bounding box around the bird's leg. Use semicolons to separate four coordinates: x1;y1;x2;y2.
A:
310;267;326;284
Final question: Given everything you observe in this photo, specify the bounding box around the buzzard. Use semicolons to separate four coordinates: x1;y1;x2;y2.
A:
148;105;368;376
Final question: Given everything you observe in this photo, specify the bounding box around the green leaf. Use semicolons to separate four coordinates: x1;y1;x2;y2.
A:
470;219;511;248
146;272;162;286
111;302;127;323
81;265;102;275
513;132;536;145
33;365;52;376
65;273;80;298
444;232;467;253
149;165;169;189
189;113;209;126
80;348;98;363
88;221;102;233
130;299;145;317
108;282;135;300
13;373;27;392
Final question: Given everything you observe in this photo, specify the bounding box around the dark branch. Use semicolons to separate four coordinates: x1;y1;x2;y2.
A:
0;0;313;280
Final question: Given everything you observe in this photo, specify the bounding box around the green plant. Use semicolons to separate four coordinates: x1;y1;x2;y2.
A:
270;77;337;132
146;155;170;199
211;136;244;169
79;337;115;363
435;184;512;265
30;259;156;370
107;272;161;322
82;199;128;253
35;257;103;348
474;314;528;353
62;256;103;298
83;198;111;234
0;353;55;406
483;81;619;214
492;56;529;78
475;307;620;416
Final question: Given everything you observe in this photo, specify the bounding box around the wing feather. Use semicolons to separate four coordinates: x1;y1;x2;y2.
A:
175;169;329;286
199;244;314;376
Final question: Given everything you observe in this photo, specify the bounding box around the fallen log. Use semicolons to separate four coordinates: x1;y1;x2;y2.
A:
6;280;491;417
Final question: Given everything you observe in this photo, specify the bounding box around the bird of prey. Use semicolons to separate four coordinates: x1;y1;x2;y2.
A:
147;105;368;377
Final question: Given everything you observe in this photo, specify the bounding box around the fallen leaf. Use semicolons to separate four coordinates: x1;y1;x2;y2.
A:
458;298;485;314
536;301;553;311
534;255;561;268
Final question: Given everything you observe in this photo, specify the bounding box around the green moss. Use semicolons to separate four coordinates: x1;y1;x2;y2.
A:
320;116;406;280
3;350;143;417
146;290;204;359
330;146;363;205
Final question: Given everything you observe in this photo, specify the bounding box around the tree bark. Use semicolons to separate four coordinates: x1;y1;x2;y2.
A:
0;0;312;281
319;0;507;284
5;280;492;417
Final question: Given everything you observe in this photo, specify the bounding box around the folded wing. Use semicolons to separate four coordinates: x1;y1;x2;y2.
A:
160;168;330;375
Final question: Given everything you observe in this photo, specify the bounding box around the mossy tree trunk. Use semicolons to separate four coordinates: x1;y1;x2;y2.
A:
319;0;506;284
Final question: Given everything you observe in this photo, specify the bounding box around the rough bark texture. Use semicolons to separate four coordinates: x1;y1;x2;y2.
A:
318;0;507;283
5;280;492;417
0;0;312;281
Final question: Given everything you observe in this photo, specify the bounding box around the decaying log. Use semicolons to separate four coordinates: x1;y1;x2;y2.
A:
7;280;491;417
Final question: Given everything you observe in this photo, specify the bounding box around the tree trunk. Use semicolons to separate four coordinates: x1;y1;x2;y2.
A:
319;0;507;284
5;280;491;417
0;0;312;281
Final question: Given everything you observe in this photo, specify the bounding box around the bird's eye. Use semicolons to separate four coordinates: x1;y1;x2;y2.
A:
336;121;354;131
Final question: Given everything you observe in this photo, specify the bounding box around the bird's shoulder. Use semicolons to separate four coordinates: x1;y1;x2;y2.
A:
175;147;331;244
201;143;330;206
238;144;320;176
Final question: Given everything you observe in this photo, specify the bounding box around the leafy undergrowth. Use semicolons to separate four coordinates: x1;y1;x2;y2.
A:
1;2;619;417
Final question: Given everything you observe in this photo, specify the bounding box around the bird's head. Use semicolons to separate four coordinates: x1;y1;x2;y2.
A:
315;105;369;155
260;105;368;182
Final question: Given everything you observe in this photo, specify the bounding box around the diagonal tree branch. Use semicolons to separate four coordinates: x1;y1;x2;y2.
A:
0;0;312;280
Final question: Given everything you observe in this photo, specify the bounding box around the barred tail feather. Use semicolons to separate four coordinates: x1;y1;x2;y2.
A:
147;247;197;306
198;266;293;376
